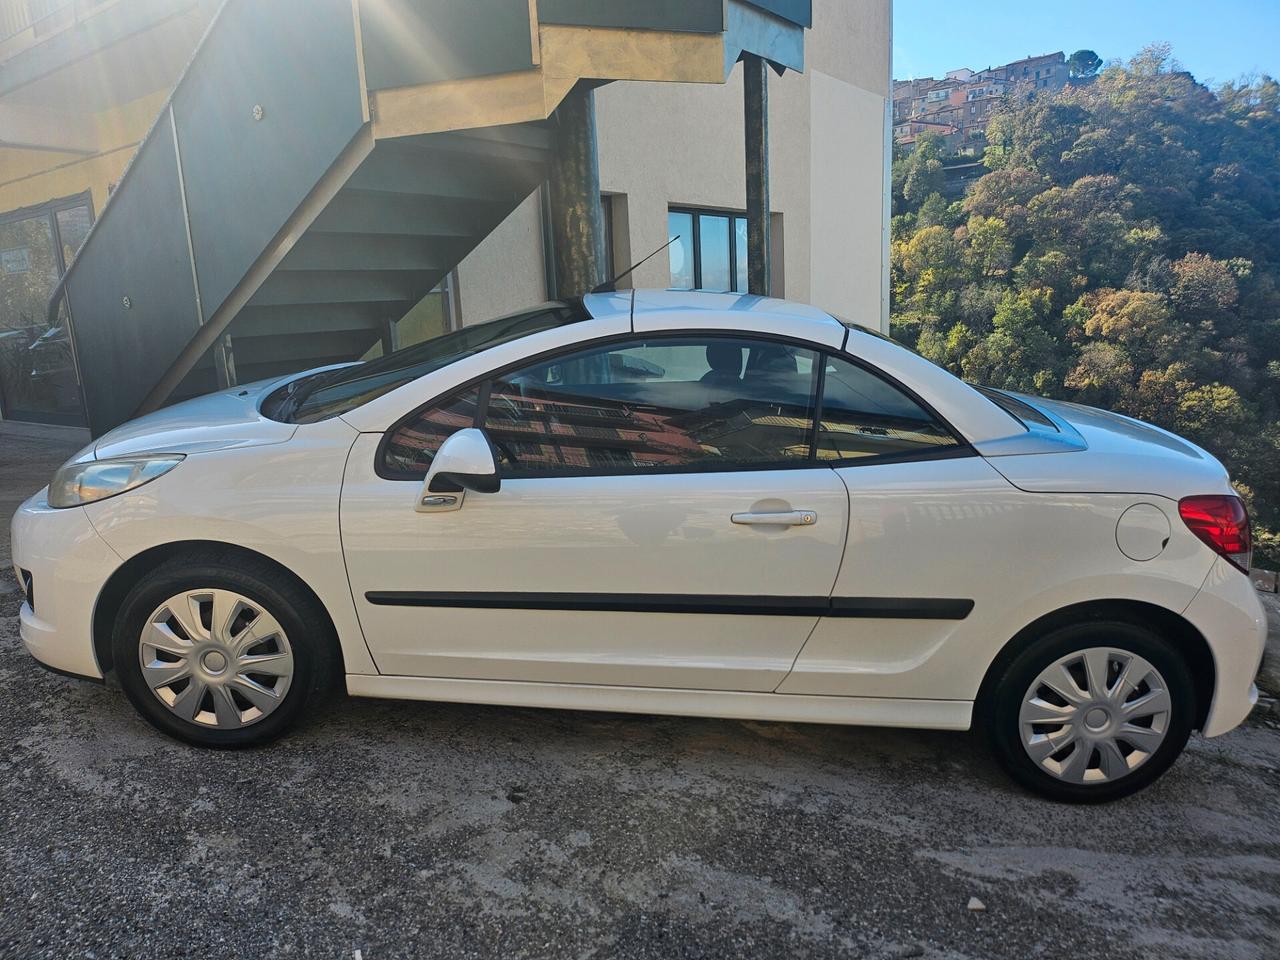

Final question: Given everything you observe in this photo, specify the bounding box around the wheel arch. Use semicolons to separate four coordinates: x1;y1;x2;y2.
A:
92;540;347;680
976;599;1215;730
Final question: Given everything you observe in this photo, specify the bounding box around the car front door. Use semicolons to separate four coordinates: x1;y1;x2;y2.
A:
340;334;849;691
773;351;1002;699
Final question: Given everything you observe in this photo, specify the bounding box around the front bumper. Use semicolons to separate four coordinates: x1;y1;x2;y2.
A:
1183;556;1268;737
10;490;121;680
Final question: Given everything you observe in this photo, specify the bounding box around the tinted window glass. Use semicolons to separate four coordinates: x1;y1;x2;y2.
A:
383;386;481;475
483;337;819;477
817;355;959;460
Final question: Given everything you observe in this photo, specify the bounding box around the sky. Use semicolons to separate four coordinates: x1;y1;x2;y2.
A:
893;0;1280;88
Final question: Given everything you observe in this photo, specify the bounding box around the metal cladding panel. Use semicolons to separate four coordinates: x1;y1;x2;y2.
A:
538;0;811;31
725;0;805;74
361;0;536;91
745;0;812;28
172;0;365;324
64;111;201;436
536;0;725;33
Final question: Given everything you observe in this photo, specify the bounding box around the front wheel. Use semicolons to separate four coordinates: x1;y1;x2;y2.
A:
112;556;336;747
983;621;1196;803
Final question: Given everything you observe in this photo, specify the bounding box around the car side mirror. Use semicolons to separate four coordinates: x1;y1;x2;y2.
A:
417;428;500;513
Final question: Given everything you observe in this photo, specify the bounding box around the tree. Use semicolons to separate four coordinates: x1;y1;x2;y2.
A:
888;48;1280;545
916;192;951;229
1067;49;1102;79
962;215;1014;277
1129;42;1178;77
893;133;949;214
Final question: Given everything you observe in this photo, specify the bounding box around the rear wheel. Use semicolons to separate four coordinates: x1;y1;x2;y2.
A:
984;621;1196;803
112;556;336;747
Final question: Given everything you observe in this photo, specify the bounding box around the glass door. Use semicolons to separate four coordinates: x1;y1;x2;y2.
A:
0;194;93;426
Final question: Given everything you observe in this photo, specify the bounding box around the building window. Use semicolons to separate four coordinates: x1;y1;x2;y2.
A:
0;193;93;426
667;208;749;293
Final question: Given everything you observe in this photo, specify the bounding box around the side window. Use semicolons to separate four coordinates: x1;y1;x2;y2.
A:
817;355;960;461
383;386;481;476
483;337;819;476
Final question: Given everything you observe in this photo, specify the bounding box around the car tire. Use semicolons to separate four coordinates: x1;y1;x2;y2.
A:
982;620;1196;803
112;553;337;748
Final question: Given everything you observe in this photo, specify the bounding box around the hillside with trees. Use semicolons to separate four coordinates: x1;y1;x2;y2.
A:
890;44;1280;564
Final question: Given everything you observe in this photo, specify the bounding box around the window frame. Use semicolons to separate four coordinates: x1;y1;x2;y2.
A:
375;330;974;481
667;206;749;293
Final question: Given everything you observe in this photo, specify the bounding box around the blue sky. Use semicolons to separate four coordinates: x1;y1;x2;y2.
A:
893;0;1280;87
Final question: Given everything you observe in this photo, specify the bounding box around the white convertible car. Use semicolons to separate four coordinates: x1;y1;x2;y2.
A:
10;291;1265;802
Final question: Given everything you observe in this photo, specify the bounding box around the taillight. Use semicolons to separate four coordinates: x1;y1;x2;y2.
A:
1178;495;1252;573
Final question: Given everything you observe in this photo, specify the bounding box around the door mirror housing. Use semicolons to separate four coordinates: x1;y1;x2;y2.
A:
417;428;500;512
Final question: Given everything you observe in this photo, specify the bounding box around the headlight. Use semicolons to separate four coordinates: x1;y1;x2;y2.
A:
48;455;185;508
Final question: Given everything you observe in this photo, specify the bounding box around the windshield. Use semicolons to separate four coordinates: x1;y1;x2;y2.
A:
263;301;589;424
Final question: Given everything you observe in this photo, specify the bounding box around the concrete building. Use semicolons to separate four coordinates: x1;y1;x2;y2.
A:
0;0;892;433
893;51;1066;152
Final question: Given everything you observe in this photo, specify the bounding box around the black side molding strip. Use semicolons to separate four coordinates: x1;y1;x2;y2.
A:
364;592;974;620
830;597;975;619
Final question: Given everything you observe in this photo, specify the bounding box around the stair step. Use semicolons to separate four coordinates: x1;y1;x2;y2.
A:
453;122;554;150
228;302;406;338
310;190;508;237
279;232;460;273
231;328;382;366
346;144;544;202
248;269;431;307
395;125;554;166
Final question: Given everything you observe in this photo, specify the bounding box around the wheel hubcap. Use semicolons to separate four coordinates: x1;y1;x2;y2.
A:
1018;646;1172;785
139;588;294;729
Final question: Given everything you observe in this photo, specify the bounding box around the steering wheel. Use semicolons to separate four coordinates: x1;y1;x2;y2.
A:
490;436;521;465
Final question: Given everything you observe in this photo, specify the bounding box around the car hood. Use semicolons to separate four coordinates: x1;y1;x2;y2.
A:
984;394;1235;500
93;375;301;460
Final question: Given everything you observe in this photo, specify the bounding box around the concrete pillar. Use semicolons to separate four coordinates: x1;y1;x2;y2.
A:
547;82;607;299
743;54;772;297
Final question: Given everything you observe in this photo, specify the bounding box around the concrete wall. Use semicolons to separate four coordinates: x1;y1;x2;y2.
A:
456;0;893;332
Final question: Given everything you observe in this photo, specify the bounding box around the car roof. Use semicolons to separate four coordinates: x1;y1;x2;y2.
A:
582;289;849;335
342;289;1021;444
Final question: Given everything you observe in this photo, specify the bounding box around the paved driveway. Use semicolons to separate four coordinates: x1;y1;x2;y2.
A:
2;425;1278;960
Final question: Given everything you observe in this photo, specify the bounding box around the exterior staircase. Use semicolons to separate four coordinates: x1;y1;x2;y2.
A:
221;126;554;389
54;0;810;435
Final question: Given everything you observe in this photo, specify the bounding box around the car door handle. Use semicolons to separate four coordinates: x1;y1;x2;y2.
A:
730;510;818;526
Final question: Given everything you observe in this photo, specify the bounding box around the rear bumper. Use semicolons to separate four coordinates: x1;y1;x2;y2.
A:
1183;556;1268;737
10;491;120;680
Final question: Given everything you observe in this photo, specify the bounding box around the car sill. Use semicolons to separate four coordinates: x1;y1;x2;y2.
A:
347;674;975;730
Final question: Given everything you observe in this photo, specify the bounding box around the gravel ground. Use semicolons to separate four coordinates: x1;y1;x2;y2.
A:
2;424;1279;960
